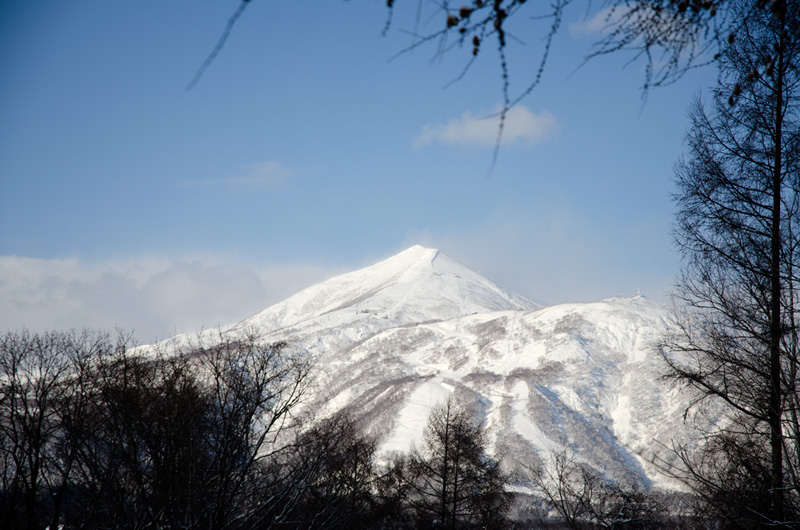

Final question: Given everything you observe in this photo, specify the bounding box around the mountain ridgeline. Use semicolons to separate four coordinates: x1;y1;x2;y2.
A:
1;246;716;529
226;245;699;490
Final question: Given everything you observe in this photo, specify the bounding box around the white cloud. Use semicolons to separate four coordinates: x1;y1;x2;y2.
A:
178;161;290;190
414;105;559;148
0;255;340;345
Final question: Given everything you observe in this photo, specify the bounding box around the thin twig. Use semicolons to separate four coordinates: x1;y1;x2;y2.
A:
186;0;251;91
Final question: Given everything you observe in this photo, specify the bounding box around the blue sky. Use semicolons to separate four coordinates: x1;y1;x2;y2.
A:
1;0;716;343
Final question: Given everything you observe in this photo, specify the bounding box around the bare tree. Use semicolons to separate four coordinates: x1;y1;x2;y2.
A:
405;397;510;530
277;411;378;530
194;0;737;92
189;330;312;529
529;450;595;530
36;328;313;530
184;0;792;177
0;329;125;530
64;345;219;529
529;449;664;530
188;0;785;147
662;0;800;524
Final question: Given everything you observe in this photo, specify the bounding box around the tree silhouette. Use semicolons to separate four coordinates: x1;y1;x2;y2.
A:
405;398;510;530
663;0;800;523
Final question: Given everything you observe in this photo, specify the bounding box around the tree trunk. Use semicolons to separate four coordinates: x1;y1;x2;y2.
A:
769;24;786;522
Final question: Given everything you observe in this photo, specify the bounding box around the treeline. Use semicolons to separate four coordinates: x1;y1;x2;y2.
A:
4;326;794;530
0;328;512;530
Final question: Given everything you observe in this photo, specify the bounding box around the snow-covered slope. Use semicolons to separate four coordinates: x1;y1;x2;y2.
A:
235;245;535;330
211;246;702;490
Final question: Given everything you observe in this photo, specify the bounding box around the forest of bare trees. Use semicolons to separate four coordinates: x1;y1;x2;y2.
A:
0;329;513;530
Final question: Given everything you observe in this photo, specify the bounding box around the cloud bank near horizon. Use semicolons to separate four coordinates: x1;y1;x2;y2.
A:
0;255;340;344
1;211;677;345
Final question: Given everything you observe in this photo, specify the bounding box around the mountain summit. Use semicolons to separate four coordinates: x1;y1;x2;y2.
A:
235;245;536;333
220;247;701;490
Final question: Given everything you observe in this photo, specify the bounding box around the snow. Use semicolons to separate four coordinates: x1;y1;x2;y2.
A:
233;245;537;335
381;378;453;455
509;380;558;460
157;246;712;491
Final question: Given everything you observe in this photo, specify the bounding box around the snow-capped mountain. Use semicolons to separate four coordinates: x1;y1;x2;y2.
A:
234;246;535;331
220;246;701;490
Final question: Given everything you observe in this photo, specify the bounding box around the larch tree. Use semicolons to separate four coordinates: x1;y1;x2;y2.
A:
663;0;800;524
406;398;510;530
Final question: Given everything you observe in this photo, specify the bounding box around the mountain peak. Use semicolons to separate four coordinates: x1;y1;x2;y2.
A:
365;245;440;274
177;247;700;492
236;246;536;333
395;244;438;256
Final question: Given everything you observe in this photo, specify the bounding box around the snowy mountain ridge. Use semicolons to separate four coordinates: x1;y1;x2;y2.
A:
234;245;537;332
197;246;705;491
